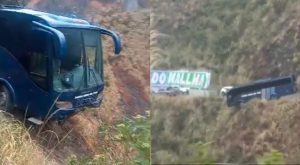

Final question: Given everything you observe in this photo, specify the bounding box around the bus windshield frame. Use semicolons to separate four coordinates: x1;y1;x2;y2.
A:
52;28;103;92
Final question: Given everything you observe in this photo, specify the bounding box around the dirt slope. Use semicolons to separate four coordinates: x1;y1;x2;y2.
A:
103;11;150;115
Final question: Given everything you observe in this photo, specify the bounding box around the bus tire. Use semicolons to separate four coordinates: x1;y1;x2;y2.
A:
0;85;13;112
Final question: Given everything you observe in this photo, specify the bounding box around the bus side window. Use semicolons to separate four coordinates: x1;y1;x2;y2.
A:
29;52;47;77
26;31;49;91
0;18;7;47
28;52;48;90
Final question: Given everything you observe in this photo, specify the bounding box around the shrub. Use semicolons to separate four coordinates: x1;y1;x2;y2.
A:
257;150;285;165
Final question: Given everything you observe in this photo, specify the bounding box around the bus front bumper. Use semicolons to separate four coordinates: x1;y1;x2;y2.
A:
51;98;103;120
50;108;78;121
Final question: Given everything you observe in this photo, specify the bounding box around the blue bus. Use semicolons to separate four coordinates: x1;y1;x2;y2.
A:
0;6;122;123
226;75;297;107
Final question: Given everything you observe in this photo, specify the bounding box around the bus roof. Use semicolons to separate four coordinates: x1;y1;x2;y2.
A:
0;7;99;29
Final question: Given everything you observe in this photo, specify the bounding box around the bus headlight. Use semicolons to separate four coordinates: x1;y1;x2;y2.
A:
56;101;73;109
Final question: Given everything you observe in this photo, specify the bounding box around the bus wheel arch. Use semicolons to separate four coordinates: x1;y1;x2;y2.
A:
0;80;15;111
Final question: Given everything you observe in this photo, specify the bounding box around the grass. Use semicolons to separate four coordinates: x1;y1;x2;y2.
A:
151;96;222;164
257;150;285;165
0;112;54;165
151;95;300;164
0;106;150;165
66;111;151;165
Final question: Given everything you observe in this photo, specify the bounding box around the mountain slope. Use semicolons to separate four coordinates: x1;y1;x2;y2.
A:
151;0;300;85
151;0;300;164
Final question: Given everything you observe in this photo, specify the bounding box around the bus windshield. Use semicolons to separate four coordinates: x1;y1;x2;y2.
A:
53;28;103;92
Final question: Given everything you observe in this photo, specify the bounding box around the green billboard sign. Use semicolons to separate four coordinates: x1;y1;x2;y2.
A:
151;70;211;89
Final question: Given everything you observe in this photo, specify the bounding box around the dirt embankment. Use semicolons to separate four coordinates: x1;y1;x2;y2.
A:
85;1;150;115
103;11;150;115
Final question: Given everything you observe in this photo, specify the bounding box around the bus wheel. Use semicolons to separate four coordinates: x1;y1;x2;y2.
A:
0;86;12;112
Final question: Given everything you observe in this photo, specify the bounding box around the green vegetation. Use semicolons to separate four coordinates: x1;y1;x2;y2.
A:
257;150;285;165
67;112;150;165
176;142;217;164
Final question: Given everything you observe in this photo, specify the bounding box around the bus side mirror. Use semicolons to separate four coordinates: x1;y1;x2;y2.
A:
32;21;66;60
99;27;122;55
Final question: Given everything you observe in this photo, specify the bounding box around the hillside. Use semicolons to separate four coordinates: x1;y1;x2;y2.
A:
151;0;300;164
151;0;300;86
152;96;300;164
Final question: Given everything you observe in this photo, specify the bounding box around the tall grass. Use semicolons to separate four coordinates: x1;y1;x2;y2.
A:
0;112;54;165
151;96;222;163
152;95;300;164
